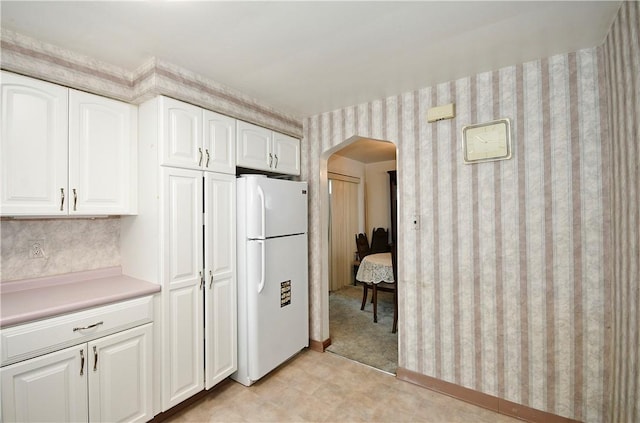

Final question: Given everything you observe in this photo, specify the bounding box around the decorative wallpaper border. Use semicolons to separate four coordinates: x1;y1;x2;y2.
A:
0;28;302;137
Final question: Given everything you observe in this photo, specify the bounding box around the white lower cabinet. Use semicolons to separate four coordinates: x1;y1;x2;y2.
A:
1;345;88;422
88;325;153;423
204;172;237;389
158;168;237;408
1;323;153;423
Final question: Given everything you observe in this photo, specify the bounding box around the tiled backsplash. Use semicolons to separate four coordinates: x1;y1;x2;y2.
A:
0;217;120;282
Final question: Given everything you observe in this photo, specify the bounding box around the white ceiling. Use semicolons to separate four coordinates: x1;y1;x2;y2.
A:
1;1;620;121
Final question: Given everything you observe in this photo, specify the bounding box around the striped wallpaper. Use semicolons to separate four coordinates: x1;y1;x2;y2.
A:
303;47;610;421
0;5;635;422
602;2;640;422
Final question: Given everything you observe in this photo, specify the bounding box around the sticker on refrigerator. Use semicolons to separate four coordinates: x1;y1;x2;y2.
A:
280;280;291;307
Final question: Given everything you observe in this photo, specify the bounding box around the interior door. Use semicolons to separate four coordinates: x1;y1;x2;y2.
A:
329;178;360;291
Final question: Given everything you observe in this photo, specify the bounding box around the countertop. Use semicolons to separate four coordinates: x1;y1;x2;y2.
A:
0;267;160;328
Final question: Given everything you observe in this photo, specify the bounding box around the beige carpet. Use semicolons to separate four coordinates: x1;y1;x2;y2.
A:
326;285;398;374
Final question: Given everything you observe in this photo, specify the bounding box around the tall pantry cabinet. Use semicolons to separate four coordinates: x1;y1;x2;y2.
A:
121;96;236;412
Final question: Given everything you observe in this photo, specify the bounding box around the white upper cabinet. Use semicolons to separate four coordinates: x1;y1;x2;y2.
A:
160;97;236;174
236;121;300;176
203;109;236;174
1;71;69;216
158;97;298;175
0;71;137;216
236;121;272;172
160;97;202;170
272;132;301;176
69;90;137;215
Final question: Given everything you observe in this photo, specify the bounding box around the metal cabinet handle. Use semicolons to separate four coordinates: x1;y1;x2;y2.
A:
93;346;98;371
73;321;104;332
209;270;213;289
269;153;273;168
72;188;77;211
205;149;210;167
60;188;65;211
198;148;203;166
199;271;204;290
274;154;279;168
80;349;85;376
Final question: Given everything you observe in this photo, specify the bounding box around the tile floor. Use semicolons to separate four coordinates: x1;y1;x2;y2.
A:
165;349;520;422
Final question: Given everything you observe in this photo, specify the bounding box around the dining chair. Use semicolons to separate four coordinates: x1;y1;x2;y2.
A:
355;233;371;262
353;233;370;283
363;227;392;323
370;227;391;253
356;234;396;333
367;244;397;332
354;233;373;308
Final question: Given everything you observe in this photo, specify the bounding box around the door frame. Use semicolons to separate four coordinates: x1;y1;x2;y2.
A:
318;135;400;344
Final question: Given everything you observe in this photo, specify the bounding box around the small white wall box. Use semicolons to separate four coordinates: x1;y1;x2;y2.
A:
427;103;456;122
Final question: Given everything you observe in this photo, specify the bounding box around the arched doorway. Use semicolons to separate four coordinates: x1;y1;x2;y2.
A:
319;136;399;373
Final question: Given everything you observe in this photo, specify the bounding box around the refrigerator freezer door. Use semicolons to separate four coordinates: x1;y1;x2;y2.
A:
244;176;307;239
246;234;308;381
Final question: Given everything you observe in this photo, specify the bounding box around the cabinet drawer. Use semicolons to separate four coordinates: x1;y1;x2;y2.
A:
1;296;153;366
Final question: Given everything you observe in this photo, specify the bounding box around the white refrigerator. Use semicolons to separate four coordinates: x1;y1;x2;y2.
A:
233;175;309;386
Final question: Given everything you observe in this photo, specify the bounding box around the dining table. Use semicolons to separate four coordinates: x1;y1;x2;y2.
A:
355;252;395;326
355;252;394;284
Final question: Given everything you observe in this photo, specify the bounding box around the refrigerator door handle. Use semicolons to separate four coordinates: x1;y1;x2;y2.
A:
257;240;266;293
257;185;266;239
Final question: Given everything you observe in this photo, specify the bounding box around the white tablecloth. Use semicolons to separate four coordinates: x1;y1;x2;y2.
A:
356;252;394;284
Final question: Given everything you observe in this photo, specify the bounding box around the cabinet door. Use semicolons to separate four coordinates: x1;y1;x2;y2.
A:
204;173;237;389
236;121;272;172
272;132;301;176
0;71;68;216
1;345;88;422
160;97;202;170
69;90;137;215
161;168;204;409
88;324;152;423
203;110;236;174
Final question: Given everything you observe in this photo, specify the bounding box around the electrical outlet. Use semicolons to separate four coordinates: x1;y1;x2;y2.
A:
29;239;45;259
